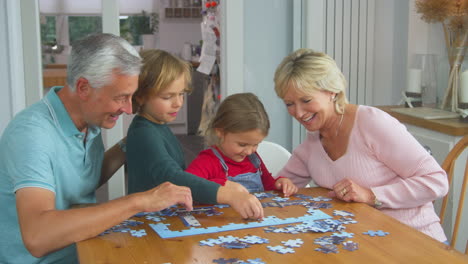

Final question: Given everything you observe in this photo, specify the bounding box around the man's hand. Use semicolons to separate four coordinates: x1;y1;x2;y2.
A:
275;177;298;197
138;182;193;212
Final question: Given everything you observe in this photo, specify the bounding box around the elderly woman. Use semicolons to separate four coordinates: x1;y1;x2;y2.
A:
274;48;449;243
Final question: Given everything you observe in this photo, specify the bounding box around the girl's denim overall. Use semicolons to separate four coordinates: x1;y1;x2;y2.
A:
210;148;264;193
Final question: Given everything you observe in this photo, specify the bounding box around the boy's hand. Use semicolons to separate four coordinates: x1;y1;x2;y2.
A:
224;180;249;194
217;185;264;219
275;177;298;197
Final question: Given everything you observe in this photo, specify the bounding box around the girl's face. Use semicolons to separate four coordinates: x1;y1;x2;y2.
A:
216;129;266;162
139;75;185;124
282;86;335;132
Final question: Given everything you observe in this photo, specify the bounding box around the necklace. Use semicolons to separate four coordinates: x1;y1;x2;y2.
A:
335;107;345;137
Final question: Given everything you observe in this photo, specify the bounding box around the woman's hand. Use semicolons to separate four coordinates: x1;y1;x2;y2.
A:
275;177;298;197
328;178;375;206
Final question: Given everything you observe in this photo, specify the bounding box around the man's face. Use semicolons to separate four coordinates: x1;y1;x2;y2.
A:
82;73;139;129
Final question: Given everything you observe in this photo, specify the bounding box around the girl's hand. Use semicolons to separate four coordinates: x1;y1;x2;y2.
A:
328;178;375;205
275;177;298;197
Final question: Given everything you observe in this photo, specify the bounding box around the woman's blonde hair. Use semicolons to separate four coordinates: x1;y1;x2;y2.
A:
132;49;192;113
273;48;348;114
204;93;270;146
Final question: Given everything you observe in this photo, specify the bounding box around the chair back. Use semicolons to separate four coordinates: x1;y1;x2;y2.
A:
256;141;291;177
439;135;468;253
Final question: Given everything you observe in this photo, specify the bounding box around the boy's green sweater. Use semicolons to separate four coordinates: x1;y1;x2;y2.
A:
126;115;219;204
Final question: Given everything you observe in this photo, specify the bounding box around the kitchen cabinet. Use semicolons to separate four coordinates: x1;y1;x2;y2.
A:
378;106;468;251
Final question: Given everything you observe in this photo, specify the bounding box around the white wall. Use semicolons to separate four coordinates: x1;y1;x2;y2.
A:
0;0;13;135
157;19;202;56
372;0;409;106
0;0;25;135
243;0;293;150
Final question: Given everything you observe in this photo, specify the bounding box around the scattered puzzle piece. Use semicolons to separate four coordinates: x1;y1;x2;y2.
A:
343;241;359;251
332;231;354;238
282;238;304;248
363;230;390;237
221;241;250;249
272;197;290;202
315;244;338;254
239;235;269;244
333;210;355;218
267;245;295;254
212;258;239;264
130;229;147;237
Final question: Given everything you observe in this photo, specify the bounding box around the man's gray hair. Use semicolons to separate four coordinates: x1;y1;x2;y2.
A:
67;33;142;91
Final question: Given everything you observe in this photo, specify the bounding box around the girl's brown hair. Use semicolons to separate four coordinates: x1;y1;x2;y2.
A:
132;49;192;113
204;93;270;146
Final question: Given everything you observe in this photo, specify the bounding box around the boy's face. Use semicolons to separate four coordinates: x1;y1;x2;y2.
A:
216;129;266;162
139;75;186;124
82;73;138;129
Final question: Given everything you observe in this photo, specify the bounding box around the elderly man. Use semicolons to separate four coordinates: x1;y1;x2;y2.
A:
0;33;193;263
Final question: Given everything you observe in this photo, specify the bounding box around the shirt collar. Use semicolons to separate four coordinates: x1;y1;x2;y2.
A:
45;86;101;138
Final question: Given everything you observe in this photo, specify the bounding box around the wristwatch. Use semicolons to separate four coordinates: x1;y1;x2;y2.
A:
374;198;383;209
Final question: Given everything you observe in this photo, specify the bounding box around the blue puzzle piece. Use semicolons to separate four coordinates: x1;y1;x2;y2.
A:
267;245;295;254
221;241;250;249
332;231;354;238
239;235;269;244
212;258;239;264
315;244;338;254
343;241;359;251
282;238;304;248
150;212;332;238
130;229;147;237
363;230;390;237
272;197;290;202
333;210;355;217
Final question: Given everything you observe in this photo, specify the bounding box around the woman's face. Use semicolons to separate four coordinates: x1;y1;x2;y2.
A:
282;86;335;132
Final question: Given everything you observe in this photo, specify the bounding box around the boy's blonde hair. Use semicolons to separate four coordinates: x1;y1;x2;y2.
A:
273;48;348;114
204;93;270;146
133;49;192;113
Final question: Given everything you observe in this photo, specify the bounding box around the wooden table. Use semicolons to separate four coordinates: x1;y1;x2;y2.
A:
77;188;468;263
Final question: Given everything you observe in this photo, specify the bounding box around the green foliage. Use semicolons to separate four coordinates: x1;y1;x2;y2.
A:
40;16;56;45
122;11;159;45
69;16;102;45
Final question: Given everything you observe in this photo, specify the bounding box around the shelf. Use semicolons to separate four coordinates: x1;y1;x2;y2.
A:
165;7;202;18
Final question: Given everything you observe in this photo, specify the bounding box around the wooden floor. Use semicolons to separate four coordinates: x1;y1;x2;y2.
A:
96;135;205;203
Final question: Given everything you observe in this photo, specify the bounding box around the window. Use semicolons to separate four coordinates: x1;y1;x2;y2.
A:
68;16;102;44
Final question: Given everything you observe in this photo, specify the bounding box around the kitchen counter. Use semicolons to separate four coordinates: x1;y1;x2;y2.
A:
377;105;468;136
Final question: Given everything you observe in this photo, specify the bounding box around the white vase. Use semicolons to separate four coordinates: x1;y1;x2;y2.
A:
142;34;156;50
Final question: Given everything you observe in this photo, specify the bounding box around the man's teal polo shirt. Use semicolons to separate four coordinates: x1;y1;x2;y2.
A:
0;87;104;263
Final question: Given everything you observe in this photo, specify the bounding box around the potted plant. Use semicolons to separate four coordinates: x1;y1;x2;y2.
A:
128;10;159;48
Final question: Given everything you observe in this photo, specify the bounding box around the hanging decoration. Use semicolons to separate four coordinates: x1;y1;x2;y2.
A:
197;0;221;136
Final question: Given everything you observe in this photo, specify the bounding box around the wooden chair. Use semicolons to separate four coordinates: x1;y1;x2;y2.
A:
439;135;468;254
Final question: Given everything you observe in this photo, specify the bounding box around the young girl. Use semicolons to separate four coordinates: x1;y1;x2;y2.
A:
126;50;264;219
186;93;298;196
